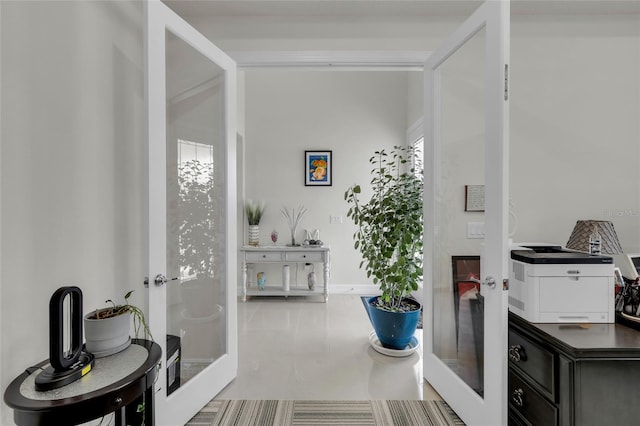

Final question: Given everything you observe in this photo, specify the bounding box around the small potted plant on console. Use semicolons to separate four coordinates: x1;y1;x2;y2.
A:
84;290;152;358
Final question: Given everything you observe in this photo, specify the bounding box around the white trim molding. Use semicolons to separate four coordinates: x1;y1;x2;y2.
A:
229;50;431;71
328;284;379;295
407;118;424;145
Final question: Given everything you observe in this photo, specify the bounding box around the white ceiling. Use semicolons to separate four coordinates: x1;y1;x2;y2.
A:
163;0;640;18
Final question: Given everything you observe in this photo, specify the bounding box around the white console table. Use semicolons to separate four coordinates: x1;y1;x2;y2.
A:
241;246;330;302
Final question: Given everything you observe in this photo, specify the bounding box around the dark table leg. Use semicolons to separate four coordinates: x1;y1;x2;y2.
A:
114;406;126;426
145;385;155;426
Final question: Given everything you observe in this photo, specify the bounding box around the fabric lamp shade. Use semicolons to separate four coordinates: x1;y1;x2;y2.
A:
566;220;623;254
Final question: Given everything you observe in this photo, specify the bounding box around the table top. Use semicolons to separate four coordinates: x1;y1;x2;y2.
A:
4;339;161;425
510;311;640;357
241;245;330;251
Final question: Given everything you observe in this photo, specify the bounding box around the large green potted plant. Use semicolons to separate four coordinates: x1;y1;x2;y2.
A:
178;159;216;279
345;145;423;350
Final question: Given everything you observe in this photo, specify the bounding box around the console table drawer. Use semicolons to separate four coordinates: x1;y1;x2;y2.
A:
509;368;557;426
285;252;323;262
509;328;556;400
245;251;284;262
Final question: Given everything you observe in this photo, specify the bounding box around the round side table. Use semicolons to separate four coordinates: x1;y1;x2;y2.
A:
4;339;161;426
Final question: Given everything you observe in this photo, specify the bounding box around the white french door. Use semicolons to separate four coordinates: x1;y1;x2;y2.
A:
146;1;237;424
423;1;509;425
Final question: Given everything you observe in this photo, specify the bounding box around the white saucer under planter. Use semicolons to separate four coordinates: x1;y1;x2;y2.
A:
369;330;420;357
84;310;131;358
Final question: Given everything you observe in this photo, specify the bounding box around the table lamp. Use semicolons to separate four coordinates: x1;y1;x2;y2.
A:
566;220;623;255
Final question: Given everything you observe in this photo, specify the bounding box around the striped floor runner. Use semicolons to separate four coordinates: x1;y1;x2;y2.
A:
187;400;465;426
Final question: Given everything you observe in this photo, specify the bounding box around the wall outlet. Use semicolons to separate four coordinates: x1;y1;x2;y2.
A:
330;215;344;224
467;222;486;239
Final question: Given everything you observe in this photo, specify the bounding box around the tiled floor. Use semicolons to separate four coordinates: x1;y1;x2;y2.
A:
214;294;442;400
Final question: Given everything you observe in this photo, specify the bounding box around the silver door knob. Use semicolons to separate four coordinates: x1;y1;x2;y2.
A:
154;274;167;286
469;276;496;289
144;275;177;287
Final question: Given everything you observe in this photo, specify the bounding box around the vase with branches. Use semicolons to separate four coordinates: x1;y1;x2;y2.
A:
281;205;307;246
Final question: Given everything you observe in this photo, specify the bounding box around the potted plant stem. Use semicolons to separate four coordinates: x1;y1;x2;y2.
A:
84;290;153;358
345;145;423;350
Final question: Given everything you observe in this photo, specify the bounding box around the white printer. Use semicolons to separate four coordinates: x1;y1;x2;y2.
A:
509;245;614;323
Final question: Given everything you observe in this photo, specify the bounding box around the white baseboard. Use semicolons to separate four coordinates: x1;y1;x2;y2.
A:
235;285;425;300
328;285;378;295
236;284;378;296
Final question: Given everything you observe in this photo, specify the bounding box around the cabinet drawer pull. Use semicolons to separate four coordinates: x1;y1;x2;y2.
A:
262;254;266;258
509;344;527;362
512;388;524;407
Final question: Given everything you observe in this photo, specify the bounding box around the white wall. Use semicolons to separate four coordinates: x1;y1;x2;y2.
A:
0;2;145;424
510;14;640;251
243;70;409;287
188;10;640;278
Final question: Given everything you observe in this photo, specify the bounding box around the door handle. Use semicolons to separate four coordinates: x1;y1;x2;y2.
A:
469;276;496;289
512;388;524;407
154;274;168;286
144;275;178;287
509;344;527;362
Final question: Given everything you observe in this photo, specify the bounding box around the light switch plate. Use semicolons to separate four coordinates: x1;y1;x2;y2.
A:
467;222;485;239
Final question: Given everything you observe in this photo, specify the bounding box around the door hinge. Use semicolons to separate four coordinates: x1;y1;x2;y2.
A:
503;278;509;290
504;64;509;101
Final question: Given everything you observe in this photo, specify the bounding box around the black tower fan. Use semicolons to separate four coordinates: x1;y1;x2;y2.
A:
35;286;95;391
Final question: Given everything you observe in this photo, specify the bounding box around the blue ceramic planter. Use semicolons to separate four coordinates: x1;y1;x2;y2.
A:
364;296;421;350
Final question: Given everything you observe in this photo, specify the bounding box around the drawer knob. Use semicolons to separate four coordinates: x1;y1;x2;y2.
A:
512;388;524;407
262;255;266;258
509;344;527;362
113;396;123;406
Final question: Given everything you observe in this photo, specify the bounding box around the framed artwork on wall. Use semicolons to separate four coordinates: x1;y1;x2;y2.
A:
305;150;332;186
464;185;485;212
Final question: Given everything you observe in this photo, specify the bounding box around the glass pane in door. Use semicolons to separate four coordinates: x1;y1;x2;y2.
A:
165;30;227;392
432;26;486;397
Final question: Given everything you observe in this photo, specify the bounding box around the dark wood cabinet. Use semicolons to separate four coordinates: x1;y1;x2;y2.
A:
508;312;640;426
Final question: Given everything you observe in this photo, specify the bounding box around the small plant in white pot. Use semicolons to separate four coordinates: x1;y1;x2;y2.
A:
245;199;266;246
84;290;152;358
345;145;423;350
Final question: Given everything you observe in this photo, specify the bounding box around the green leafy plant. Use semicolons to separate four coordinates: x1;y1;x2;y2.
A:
345;145;423;312
178;159;216;279
245;199;266;225
88;290;153;340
